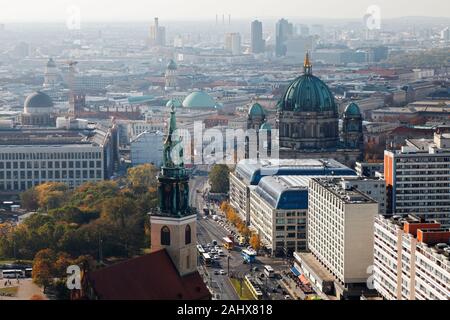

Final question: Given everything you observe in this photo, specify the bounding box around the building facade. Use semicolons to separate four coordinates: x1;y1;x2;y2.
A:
301;178;378;299
0;126;117;193
130;131;164;167
373;215;450;300
229;158;357;225
384;126;450;227
275;54;363;167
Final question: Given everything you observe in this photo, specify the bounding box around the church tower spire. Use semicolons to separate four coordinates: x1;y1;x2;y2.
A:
149;105;197;276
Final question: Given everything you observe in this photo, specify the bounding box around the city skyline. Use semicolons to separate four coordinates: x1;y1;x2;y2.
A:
0;0;449;23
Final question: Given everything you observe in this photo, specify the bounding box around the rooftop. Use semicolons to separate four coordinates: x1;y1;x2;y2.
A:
86;250;210;300
235;158;356;185
313;178;377;204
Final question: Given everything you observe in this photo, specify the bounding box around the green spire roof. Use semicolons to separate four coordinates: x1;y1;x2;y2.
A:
163;104;184;168
344;102;361;117
248;103;265;117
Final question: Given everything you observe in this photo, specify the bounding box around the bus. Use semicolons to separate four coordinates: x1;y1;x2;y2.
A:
1;269;25;279
197;244;205;254
222;237;234;250
264;265;275;278
242;249;257;264
202;253;212;266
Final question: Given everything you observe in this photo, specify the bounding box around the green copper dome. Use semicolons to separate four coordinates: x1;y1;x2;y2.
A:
344;102;361;117
182;91;216;109
248;103;265;117
279;53;337;113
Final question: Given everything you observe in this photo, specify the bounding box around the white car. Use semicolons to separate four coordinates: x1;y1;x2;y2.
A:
219;270;226;275
214;245;220;251
217;249;225;256
213;255;220;260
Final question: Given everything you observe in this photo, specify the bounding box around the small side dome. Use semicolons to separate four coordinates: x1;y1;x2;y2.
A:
248;103;265;117
344;102;361;117
260;122;272;131
166;98;182;108
167;59;177;70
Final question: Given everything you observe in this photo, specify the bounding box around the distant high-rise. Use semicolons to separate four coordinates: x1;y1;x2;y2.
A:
149;17;166;47
225;33;241;55
440;27;450;41
251;20;265;54
275;18;293;57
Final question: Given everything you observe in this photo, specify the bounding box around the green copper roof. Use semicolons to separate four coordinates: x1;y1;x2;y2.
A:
182;91;216;109
163;104;184;168
278;53;336;113
248;103;265;117
167;59;177;70
344;102;361;117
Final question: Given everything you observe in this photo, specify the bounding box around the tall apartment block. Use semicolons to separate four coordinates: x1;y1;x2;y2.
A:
373;214;450;300
384;126;450;227
294;178;378;299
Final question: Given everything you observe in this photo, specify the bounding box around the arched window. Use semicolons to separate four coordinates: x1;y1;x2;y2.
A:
185;225;191;245
161;226;170;246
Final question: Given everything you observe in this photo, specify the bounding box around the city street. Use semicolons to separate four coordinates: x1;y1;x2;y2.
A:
190;173;295;300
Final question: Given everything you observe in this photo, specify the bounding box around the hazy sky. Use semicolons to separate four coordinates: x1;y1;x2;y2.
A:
0;0;449;22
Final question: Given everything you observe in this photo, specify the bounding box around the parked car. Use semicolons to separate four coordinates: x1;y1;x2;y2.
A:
219;270;226;275
212;240;218;246
213;255;220;260
214;270;220;275
284;295;291;300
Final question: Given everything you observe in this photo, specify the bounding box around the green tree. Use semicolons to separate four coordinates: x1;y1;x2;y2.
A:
32;249;57;288
209;164;230;193
20;188;39;211
127;164;158;194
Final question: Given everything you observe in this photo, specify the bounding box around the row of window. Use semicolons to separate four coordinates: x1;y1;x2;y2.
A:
0;151;102;160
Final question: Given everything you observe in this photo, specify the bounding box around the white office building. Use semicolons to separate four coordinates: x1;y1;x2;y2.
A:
0;126;117;192
295;178;378;299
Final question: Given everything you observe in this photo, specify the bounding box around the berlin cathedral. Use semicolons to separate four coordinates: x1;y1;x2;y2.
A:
248;53;364;167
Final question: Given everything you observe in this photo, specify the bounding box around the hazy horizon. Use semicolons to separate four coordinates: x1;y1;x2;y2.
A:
0;0;449;23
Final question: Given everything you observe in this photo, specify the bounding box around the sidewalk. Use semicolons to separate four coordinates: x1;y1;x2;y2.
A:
280;276;306;300
0;279;47;300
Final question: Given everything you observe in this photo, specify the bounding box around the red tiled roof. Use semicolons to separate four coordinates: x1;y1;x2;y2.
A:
87;250;210;300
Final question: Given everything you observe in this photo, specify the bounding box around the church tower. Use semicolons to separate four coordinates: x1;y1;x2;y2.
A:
43;58;59;88
342;102;364;152
165;59;178;91
149;104;197;276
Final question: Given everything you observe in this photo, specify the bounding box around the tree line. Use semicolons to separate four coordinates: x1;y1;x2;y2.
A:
0;164;159;294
